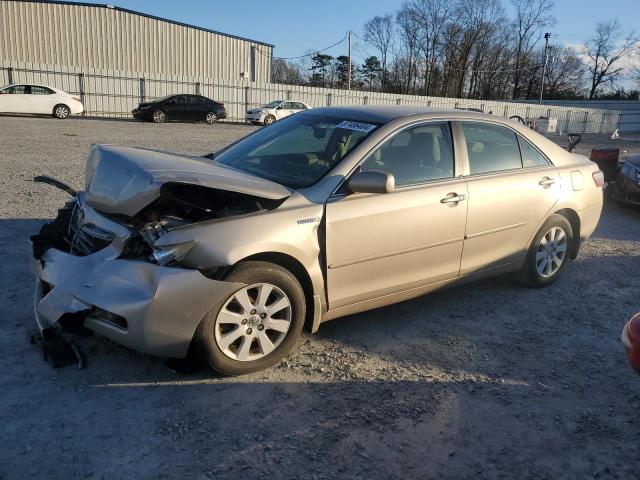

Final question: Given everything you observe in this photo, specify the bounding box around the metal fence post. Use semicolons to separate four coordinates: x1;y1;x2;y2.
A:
244;86;250;118
195;82;200;95
363;96;368;105
286;90;291;100
503;105;509;117
599;113;606;134
564;110;571;133
327;93;332;107
396;98;401;105
139;78;145;103
582;111;589;133
77;73;85;116
7;67;13;85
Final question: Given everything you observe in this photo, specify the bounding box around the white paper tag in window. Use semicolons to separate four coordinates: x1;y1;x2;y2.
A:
335;121;377;133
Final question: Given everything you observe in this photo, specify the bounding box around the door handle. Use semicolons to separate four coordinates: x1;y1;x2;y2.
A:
440;193;466;204
538;177;556;187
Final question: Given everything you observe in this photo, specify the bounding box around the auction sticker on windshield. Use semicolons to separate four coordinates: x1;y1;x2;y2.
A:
336;121;377;133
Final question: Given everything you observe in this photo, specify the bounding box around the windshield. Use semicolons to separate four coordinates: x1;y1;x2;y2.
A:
214;113;380;188
264;101;283;108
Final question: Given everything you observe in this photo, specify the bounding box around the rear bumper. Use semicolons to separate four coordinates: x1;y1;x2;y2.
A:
30;200;243;358
70;102;84;115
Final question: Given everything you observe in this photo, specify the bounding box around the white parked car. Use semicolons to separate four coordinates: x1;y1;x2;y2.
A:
246;100;310;125
0;84;84;119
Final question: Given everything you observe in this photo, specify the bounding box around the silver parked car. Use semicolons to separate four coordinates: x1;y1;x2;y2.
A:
30;107;604;375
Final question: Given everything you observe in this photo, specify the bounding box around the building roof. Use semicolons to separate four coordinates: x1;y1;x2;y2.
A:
11;0;275;47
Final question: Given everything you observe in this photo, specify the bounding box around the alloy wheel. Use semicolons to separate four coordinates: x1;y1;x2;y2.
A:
152;110;166;123
55;106;70;119
205;112;218;124
535;226;568;278
214;283;292;361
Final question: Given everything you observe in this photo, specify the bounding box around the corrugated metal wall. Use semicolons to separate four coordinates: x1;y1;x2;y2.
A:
0;0;273;82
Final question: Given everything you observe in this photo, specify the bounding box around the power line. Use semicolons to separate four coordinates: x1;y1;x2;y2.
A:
254;35;347;60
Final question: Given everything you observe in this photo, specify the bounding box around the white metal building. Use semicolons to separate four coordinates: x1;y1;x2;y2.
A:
0;0;274;82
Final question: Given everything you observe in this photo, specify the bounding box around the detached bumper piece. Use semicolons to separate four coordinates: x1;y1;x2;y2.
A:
30;327;85;370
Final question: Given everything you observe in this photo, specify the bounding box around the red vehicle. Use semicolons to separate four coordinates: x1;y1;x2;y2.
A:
622;313;640;372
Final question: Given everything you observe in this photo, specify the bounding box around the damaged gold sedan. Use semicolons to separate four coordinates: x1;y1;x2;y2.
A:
30;107;604;375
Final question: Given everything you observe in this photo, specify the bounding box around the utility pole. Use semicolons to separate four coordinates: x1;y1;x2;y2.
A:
539;32;551;105
347;31;352;90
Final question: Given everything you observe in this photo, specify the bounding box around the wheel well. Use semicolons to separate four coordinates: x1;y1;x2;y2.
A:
239;252;316;331
554;208;581;259
52;103;69;113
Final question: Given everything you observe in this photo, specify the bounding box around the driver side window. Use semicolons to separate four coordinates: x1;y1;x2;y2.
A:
360;122;455;187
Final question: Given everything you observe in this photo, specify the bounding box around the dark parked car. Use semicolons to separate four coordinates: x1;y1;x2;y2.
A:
132;94;226;124
612;154;640;206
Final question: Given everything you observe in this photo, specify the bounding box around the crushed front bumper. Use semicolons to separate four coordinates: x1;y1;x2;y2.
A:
30;199;242;359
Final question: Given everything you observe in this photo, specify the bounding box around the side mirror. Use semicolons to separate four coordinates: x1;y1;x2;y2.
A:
347;170;395;194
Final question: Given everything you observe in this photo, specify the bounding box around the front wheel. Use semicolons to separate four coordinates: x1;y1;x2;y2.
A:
152;109;166;123
263;114;276;125
518;214;573;287
53;104;70;119
193;261;306;375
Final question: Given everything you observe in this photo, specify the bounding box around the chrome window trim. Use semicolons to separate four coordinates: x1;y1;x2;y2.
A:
329;119;459;198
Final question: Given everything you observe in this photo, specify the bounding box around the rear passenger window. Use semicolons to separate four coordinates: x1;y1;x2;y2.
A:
518;136;550;167
462;123;522;175
361;122;454;186
30;86;54;95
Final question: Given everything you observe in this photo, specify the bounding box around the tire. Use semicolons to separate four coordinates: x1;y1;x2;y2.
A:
205;111;218;124
152;109;166;123
193;261;306;375
263;114;276;125
53;104;71;119
518;214;573;287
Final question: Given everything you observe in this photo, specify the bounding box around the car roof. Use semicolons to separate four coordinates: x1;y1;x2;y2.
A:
305;105;498;123
2;83;61;90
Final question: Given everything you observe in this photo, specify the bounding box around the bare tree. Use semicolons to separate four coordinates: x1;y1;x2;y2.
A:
511;0;555;99
583;20;639;99
271;58;304;85
408;0;454;95
363;14;394;88
544;46;585;98
396;4;423;94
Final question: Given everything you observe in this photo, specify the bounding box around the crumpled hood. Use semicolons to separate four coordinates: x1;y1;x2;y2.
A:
85;144;292;217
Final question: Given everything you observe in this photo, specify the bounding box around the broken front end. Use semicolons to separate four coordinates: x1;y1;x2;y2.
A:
29;145;291;360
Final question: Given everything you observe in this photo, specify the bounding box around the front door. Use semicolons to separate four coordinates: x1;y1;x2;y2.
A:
459;121;561;275
0;85;30;113
325;121;468;309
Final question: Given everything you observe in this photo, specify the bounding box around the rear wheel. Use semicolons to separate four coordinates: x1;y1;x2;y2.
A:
193;261;305;375
518;214;573;287
152;109;166;123
263;114;276;125
53;104;70;119
205;111;218;124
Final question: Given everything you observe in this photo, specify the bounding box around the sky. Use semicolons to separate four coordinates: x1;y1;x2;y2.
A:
76;0;640;83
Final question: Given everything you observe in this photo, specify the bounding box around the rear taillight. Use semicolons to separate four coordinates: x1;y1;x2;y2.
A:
592;170;605;187
72;95;81;102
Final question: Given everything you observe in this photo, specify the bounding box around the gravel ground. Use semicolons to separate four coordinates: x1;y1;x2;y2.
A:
1;116;639;480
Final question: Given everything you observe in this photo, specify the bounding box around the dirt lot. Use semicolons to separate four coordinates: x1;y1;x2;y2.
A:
1;116;639;480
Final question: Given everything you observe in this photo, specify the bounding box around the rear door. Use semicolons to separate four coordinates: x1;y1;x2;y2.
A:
29;85;56;114
187;95;205;120
325;121;468;309
459;121;560;275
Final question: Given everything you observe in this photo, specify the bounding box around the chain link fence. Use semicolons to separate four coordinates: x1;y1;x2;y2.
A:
1;61;626;134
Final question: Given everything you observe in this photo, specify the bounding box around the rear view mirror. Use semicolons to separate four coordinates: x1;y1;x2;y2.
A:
348;170;395;194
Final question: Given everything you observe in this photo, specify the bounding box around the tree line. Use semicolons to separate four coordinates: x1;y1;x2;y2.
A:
271;0;639;101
